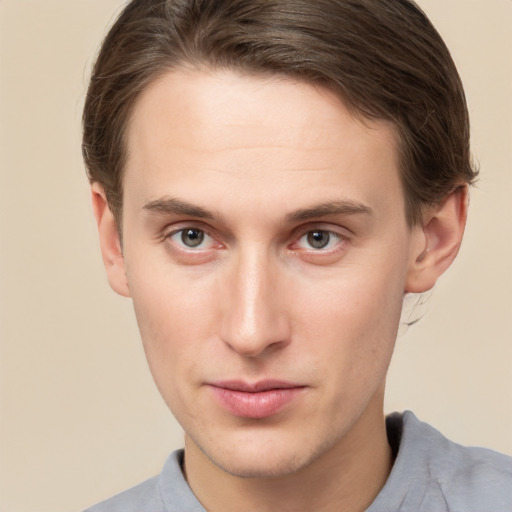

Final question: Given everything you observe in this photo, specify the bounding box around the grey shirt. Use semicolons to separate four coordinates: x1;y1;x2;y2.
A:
84;411;512;511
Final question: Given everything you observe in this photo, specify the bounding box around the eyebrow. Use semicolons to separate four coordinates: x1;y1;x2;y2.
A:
284;200;373;223
143;197;217;219
143;197;372;223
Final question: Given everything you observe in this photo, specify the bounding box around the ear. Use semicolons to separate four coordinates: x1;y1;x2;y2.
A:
405;186;468;293
91;183;131;297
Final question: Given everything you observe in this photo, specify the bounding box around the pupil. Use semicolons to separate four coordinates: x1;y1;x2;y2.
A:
308;231;329;249
182;229;204;247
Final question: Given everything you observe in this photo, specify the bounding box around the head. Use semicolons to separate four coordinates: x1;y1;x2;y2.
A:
83;0;477;228
84;0;474;482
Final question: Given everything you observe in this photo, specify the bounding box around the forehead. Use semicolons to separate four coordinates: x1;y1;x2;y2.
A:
123;68;404;223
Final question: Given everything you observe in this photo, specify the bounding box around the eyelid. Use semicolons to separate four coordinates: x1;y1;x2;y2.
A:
161;220;209;237
172;229;214;250
161;222;221;250
297;231;343;251
289;223;351;258
291;222;352;242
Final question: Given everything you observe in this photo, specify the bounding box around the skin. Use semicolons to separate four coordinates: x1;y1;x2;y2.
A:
93;69;467;511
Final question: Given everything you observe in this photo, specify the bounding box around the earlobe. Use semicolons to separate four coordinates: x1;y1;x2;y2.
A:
91;183;131;297
405;186;468;293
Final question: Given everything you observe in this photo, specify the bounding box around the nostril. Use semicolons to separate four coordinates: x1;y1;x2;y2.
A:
226;337;288;358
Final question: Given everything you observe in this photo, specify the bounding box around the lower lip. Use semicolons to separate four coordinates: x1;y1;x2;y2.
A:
209;386;305;419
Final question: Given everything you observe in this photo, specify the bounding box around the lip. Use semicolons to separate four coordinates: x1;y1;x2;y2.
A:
207;380;306;419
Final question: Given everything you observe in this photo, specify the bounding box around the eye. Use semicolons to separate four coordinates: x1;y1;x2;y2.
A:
169;228;215;250
296;230;343;251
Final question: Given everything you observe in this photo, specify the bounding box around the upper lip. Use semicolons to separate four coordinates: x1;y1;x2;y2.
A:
209;380;304;392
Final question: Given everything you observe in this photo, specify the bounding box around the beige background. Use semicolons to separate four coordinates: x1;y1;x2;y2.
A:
0;1;510;511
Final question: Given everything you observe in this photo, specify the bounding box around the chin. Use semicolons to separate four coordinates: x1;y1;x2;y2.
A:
210;451;309;479
194;430;334;480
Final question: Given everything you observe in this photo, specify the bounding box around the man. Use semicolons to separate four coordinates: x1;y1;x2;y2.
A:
82;0;511;510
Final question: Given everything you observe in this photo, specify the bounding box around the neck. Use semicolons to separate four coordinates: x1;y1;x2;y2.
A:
183;396;393;512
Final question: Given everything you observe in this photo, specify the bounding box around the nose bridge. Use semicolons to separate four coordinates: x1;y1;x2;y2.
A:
221;245;289;357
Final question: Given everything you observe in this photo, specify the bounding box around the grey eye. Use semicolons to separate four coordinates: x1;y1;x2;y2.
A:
181;228;205;247
307;231;331;249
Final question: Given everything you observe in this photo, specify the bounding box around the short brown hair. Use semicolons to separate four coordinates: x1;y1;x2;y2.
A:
82;0;478;226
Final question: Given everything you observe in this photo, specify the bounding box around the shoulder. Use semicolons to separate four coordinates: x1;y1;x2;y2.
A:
83;449;205;512
399;411;512;479
407;412;512;509
369;411;512;512
83;475;163;512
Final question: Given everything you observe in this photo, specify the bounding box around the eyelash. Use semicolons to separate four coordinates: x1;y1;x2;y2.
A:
162;224;220;251
294;229;345;252
160;224;349;260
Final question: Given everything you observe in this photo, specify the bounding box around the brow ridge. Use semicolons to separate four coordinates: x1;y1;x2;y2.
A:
143;197;216;219
285;200;373;223
143;197;372;224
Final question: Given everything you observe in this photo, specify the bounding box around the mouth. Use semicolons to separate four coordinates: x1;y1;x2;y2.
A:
207;380;307;419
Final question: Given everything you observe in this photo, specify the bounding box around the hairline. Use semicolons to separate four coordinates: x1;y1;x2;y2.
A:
110;62;419;234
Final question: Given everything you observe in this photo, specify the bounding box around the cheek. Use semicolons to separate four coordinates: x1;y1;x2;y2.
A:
129;280;208;420
128;267;216;380
295;259;407;380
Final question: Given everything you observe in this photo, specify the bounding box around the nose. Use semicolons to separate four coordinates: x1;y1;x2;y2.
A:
219;249;291;358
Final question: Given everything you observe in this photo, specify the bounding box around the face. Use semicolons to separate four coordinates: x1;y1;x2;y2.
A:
118;69;420;478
